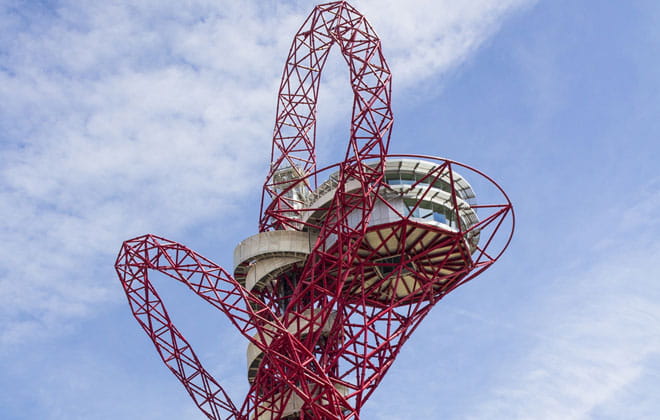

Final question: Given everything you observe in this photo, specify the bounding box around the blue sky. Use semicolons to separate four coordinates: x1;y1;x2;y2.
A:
1;0;659;419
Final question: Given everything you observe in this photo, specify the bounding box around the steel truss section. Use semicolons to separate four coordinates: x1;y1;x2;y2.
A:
116;2;514;420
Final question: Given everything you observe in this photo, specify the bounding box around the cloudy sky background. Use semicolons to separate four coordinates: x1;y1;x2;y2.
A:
1;0;659;419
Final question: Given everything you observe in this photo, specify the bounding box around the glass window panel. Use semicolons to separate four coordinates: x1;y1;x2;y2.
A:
403;199;418;217
433;211;447;223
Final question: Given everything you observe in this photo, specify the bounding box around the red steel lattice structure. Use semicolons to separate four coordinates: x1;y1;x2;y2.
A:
115;2;514;419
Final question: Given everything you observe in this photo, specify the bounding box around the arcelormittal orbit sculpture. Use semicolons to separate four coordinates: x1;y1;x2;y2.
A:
115;2;514;419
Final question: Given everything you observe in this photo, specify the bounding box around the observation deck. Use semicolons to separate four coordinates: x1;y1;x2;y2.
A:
236;158;481;305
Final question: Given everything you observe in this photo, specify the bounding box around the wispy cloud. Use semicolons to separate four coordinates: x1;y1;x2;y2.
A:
462;189;660;419
358;0;534;90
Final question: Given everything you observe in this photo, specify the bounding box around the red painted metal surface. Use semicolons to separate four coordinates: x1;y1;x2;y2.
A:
116;2;514;419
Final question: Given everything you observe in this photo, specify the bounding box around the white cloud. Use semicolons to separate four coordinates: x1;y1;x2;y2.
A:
462;192;660;419
356;0;534;91
0;0;534;347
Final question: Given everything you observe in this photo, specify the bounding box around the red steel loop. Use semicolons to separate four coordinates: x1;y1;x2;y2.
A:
115;235;351;419
260;1;393;233
116;2;514;420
